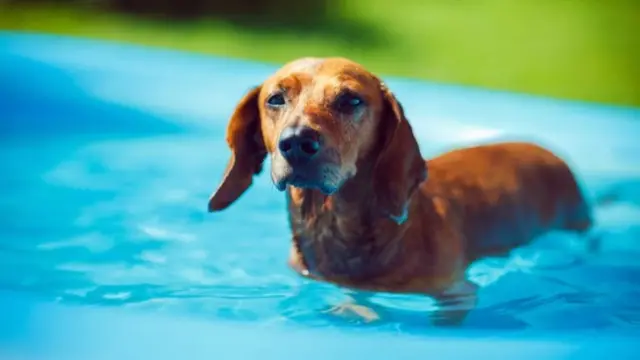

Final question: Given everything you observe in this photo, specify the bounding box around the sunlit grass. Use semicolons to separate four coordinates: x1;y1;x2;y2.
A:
1;1;638;106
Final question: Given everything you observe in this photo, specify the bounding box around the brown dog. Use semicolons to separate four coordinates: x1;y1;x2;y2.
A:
207;57;593;324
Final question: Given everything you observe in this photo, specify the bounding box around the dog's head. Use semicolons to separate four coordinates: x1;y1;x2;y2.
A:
208;57;426;220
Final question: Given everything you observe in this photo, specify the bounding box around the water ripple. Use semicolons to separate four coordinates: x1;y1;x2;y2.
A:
2;134;640;334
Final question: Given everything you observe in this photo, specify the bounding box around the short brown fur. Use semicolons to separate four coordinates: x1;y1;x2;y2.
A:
207;57;593;324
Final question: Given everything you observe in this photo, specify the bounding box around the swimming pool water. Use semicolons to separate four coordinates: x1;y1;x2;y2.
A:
1;32;640;358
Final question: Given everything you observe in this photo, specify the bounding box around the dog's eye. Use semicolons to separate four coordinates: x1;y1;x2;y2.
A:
266;92;286;108
334;92;364;113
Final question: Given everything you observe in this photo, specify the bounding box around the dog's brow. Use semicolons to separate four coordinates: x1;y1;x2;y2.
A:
279;74;302;90
336;68;371;83
271;73;313;96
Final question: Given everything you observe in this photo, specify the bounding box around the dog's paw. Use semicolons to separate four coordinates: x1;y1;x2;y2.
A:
324;302;381;323
430;279;478;326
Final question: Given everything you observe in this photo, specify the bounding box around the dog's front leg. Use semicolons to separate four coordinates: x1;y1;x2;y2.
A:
288;244;312;278
288;246;380;322
430;279;478;326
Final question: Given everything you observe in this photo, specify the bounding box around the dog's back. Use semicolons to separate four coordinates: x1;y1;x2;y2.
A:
422;142;593;261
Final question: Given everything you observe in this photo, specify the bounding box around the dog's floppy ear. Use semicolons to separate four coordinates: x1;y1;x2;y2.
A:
373;83;427;224
208;86;267;212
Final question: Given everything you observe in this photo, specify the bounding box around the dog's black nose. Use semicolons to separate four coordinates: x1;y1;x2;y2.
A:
278;126;322;163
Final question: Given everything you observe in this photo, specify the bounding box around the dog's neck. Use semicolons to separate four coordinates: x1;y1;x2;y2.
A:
285;166;410;282
287;165;385;227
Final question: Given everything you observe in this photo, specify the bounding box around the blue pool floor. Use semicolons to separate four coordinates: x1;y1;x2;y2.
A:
1;32;640;359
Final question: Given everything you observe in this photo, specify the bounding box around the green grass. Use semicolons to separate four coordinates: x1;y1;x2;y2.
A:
1;1;639;106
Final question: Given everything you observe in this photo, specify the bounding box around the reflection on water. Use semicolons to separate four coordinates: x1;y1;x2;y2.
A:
2;133;639;334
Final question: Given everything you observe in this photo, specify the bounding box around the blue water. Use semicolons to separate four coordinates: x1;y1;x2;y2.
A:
1;32;640;359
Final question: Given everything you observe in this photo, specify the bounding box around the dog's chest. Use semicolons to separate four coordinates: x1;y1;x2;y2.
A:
294;229;377;282
287;202;388;281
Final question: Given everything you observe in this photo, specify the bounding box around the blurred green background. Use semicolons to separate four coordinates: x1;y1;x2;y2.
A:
1;0;638;107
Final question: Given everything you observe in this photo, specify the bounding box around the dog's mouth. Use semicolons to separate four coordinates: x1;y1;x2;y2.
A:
274;173;338;195
271;161;342;195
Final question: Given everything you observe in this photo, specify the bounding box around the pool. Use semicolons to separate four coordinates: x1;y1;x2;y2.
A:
1;32;639;359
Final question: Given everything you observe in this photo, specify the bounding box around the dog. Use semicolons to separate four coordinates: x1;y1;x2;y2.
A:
207;57;593;324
